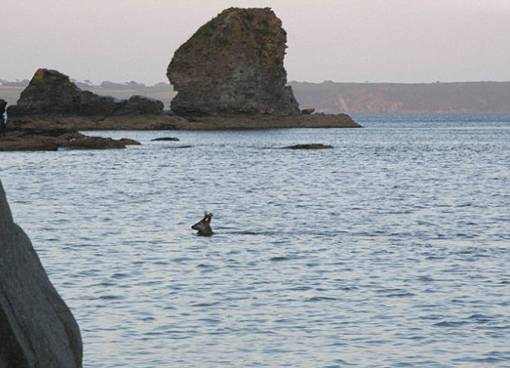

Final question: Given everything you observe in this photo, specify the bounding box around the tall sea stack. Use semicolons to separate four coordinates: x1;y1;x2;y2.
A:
167;7;301;116
0;180;83;367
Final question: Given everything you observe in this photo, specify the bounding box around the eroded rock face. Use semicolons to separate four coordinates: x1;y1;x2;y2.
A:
7;69;164;117
0;180;83;367
168;7;300;116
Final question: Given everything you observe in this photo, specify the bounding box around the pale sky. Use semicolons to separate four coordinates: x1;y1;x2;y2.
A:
2;0;510;84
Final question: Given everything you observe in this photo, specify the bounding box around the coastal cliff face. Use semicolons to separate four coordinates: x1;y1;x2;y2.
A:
7;69;163;117
289;81;510;114
167;7;300;116
0;180;83;367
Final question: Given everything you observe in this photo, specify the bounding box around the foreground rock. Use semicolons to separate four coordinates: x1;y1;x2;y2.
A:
283;143;333;149
168;7;300;116
0;180;83;367
0;128;140;151
7;69;164;118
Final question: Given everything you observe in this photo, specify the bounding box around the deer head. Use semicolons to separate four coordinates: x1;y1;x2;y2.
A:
191;212;213;236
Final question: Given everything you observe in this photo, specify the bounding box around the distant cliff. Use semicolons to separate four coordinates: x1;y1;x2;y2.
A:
3;80;510;113
289;81;510;113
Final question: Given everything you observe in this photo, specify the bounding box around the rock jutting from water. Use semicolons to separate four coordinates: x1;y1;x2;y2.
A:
7;69;164;117
0;99;6;128
0;180;83;367
5;7;361;131
0;127;140;151
167;7;301;116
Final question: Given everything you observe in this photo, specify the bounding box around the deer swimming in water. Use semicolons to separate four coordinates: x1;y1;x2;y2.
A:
192;212;213;236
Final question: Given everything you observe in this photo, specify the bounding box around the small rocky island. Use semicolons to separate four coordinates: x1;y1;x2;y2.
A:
168;7;300;116
1;7;360;151
6;68;182;131
166;7;359;128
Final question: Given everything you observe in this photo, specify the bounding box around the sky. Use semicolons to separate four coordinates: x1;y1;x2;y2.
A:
2;0;510;84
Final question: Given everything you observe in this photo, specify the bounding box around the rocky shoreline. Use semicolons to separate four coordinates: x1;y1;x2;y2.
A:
8;112;359;131
0;127;140;151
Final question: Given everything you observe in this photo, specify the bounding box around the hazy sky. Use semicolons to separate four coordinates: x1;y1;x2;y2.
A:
3;0;510;84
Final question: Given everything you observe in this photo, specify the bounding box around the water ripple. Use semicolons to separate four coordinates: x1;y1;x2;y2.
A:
1;116;510;367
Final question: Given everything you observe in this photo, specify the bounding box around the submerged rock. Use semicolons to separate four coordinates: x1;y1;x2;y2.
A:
164;145;192;149
168;7;300;116
0;180;83;367
7;69;164;117
151;137;180;141
283;143;333;150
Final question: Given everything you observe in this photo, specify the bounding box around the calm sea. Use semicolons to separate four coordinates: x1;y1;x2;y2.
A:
1;113;509;367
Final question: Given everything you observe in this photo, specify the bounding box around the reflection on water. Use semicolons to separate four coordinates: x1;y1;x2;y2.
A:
1;114;510;367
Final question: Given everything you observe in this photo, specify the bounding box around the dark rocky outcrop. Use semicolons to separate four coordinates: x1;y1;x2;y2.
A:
7;69;164;118
0;99;6;128
168;7;300;116
0;128;140;151
7;69;112;116
0;180;83;367
283;143;333;150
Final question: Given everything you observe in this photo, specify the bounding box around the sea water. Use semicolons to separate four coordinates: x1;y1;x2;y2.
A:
1;113;509;367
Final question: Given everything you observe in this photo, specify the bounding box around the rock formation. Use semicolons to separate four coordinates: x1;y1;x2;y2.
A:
7;69;164;117
117;95;164;115
0;128;140;151
4;9;360;130
168;7;300;116
0;180;83;367
0;99;6;128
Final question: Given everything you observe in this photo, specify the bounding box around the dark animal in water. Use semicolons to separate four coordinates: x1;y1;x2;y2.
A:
192;212;213;236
